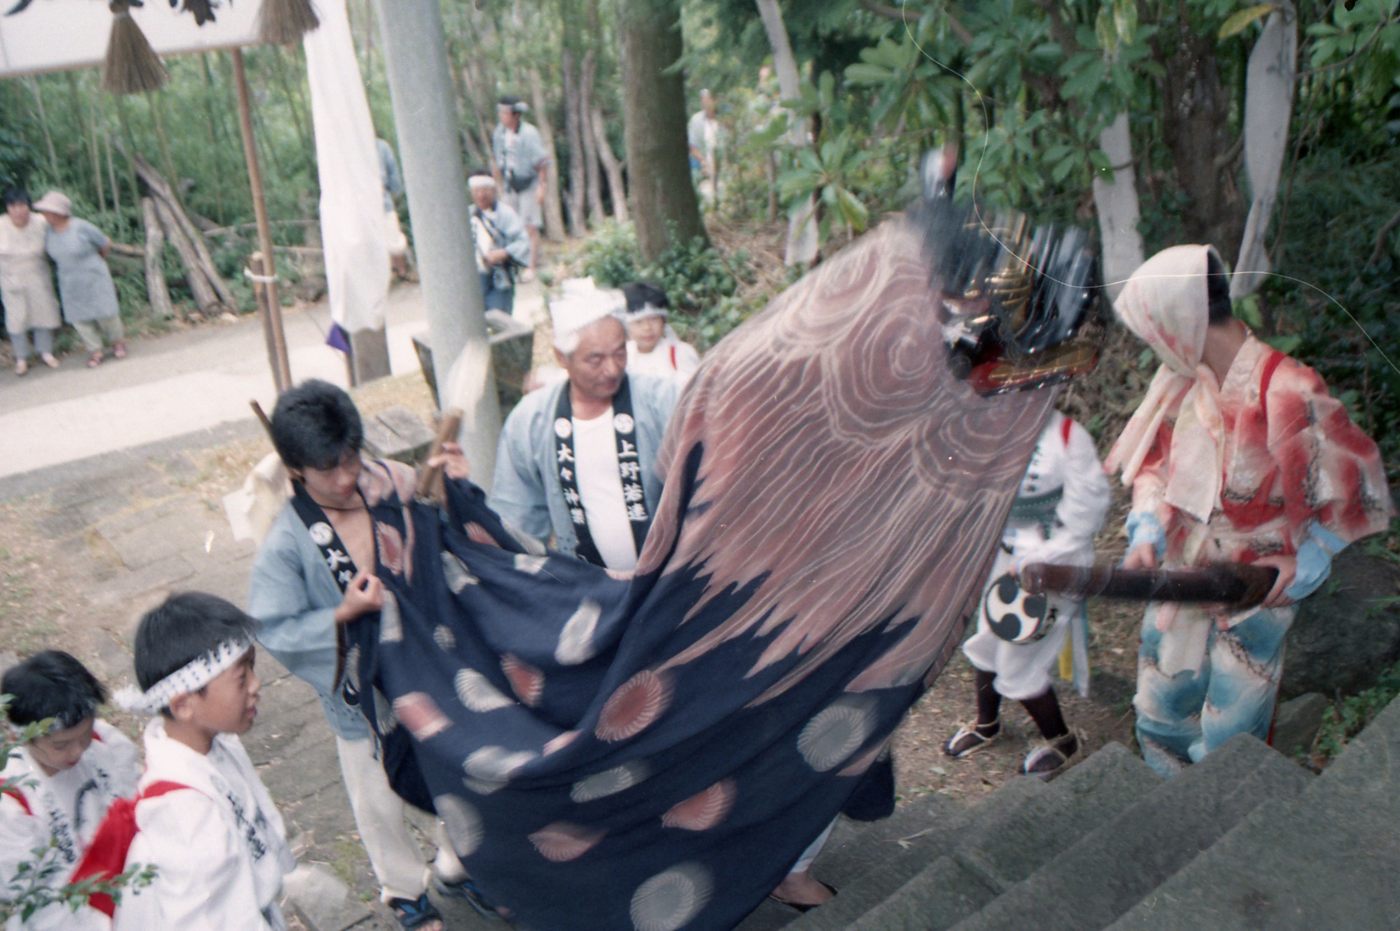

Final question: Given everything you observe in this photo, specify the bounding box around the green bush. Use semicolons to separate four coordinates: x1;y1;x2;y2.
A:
1313;658;1400;764
580;222;640;289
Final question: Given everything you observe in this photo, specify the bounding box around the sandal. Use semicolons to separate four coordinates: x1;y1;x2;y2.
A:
387;892;443;929
433;873;504;920
40;353;59;368
769;880;837;913
86;351;104;368
943;719;1001;758
1022;731;1080;779
112;340;128;359
14;359;27;376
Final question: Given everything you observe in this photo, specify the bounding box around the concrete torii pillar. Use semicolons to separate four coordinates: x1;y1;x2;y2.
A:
370;0;501;486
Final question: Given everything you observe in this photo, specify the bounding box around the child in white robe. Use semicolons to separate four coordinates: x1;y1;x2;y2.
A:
111;592;295;930
943;410;1110;777
621;281;700;383
2;652;138;931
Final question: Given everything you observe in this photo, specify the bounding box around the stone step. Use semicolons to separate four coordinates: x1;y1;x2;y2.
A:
1111;696;1400;930
783;775;1048;931
959;732;1311;931
845;742;1157;930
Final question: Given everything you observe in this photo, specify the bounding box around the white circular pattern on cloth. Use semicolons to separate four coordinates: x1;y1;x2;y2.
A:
660;780;736;832
308;521;334;546
379;592;403;643
570;760;650;803
629;863;713;931
529;822;606;862
613;412;635;434
797;695;878;772
555;599;601;665
442;552;479;593
554;416;573;438
595;670;671;742
464;745;537;783
454;669;514;712
433;625;457;652
514;553;548;574
433;794;483;857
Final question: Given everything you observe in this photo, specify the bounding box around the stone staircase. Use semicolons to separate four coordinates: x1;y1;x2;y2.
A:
742;696;1400;931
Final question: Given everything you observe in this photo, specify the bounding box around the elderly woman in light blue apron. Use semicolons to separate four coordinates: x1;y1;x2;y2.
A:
34;191;127;368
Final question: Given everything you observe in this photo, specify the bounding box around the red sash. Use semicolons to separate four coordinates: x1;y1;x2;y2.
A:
69;781;194;917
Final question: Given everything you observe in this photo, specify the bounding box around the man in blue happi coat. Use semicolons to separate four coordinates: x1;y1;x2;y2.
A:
490;278;682;571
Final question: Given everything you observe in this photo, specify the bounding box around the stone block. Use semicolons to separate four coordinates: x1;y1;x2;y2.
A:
1271;692;1329;759
790;779;1046;931
848;856;999;930
1282;550;1400;699
963;742;1161;886
361;406;436;465
282;863;373;931
967;734;1311;931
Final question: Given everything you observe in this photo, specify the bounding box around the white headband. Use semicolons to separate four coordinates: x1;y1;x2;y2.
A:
469;176;496;191
626;302;668;321
114;637;253;715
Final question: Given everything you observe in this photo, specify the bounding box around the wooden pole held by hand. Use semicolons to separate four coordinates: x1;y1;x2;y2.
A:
415;407;464;504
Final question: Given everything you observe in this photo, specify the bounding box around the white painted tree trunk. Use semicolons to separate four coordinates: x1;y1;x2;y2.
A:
1091;112;1145;300
755;0;817;267
1233;1;1297;298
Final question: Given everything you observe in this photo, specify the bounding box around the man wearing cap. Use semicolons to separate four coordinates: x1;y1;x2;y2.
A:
468;169;531;315
621;281;701;384
490;279;682;571
492;95;549;274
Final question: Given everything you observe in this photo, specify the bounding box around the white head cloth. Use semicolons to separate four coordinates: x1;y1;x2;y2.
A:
114;637;253;715
468;175;496;191
1104;244;1225;525
550;277;626;345
624;302;668;322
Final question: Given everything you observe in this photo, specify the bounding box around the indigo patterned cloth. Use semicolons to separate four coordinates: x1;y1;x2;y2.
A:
345;218;1055;930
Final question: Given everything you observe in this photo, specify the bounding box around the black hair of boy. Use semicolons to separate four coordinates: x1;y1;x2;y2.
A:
269;379;363;472
2;651;106;729
1206;251;1232;325
3;187;31;208
622;281;669;315
134;592;257;692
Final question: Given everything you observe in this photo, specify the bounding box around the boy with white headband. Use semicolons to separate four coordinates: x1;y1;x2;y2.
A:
1108;244;1393;776
1;651;138;930
620;281;700;383
108;592;294;929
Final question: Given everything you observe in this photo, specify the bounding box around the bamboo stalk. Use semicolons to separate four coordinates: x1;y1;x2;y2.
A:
232;48;292;393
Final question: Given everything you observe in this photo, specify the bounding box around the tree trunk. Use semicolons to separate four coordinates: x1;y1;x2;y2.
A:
619;0;704;262
530;69;569;241
132;153;238;307
1232;2;1297;298
153;196;221;315
561;47;588;237
141;197;175;320
755;0;816;266
1160;23;1246;260
27;78;60;179
580;50;607;227
1092;113;1144;301
592;104;629;223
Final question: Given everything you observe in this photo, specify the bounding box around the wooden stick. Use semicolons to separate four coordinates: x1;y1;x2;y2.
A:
250;399;276;445
414;408;464;504
1021;562;1279;610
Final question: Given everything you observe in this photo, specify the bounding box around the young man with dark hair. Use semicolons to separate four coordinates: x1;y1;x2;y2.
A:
109;592;294;929
1108;244;1394;775
2;651;139;930
250;379;473;930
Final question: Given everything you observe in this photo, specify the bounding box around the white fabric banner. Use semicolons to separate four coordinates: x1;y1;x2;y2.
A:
303;0;389;334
